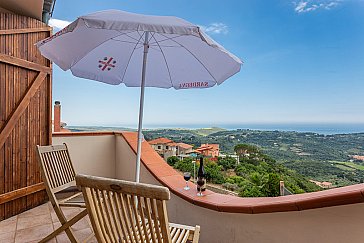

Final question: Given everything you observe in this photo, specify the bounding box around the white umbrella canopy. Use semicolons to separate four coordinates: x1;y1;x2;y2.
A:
37;9;242;182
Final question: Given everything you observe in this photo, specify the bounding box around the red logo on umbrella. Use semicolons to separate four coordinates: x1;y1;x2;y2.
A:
98;57;116;71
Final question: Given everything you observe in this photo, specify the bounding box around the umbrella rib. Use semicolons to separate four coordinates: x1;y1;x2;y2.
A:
111;39;142;45
120;32;145;83
148;34;184;45
149;44;182;48
151;34;173;87
159;33;218;84
70;30;138;69
124;32;142;43
148;32;156;43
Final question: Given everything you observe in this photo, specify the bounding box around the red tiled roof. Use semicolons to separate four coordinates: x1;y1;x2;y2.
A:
148;137;173;145
177;143;193;149
197;143;219;151
202;143;219;149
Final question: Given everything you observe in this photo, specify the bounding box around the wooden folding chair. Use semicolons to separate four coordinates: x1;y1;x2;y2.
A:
36;143;92;243
76;174;200;243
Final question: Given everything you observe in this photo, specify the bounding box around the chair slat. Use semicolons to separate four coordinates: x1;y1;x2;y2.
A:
125;194;139;243
49;151;63;187
176;229;187;243
108;191;124;241
151;199;163;243
43;153;57;188
55;150;67;183
61;150;74;181
172;228;181;243
76;174;200;243
96;188;113;242
157;200;172;243
138;197;152;243
114;192;131;243
102;190;119;242
131;195;146;242
180;230;190;243
144;198;158;243
120;193;136;243
54;151;67;185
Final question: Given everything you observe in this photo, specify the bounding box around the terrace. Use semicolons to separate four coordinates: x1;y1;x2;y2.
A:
2;131;364;242
1;2;364;243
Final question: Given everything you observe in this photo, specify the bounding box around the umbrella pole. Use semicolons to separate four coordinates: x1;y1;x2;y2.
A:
135;31;149;183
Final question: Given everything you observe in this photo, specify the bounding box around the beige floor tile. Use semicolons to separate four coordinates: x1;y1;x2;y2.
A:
50;210;60;223
71;217;92;231
50;207;84;222
0;231;15;242
74;228;94;242
17;213;52;230
17;203;50;218
53;221;93;243
0;215;17;234
26;239;56;243
56;232;71;243
15;223;54;243
52;214;91;231
86;235;98;243
62;207;83;219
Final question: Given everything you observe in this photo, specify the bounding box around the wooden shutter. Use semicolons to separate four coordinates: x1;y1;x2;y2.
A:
0;13;52;220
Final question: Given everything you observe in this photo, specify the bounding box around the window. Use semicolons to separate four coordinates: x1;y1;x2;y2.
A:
158;145;161;149
166;146;169;149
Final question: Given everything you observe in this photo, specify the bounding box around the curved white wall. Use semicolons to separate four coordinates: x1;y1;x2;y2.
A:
53;135;116;178
55;134;364;243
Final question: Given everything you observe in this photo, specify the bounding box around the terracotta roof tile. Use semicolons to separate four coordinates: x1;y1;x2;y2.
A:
148;137;173;145
177;143;193;149
166;142;178;146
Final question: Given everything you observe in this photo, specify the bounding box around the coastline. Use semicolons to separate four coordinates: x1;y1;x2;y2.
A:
68;123;364;135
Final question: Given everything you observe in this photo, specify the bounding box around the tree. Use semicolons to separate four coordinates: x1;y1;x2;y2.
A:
239;185;265;197
167;156;179;166
217;156;237;170
205;161;225;184
234;144;259;157
262;173;280;197
174;157;194;173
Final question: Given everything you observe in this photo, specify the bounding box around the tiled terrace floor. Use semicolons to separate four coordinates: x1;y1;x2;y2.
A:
0;202;96;243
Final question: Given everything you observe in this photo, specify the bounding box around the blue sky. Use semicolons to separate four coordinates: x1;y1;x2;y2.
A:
49;0;364;128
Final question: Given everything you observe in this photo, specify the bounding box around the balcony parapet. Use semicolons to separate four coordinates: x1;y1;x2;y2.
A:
53;131;364;214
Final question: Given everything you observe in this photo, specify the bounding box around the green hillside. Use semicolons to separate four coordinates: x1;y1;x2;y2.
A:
143;128;364;188
168;144;320;197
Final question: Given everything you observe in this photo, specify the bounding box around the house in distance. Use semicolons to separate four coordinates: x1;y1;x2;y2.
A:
148;137;193;161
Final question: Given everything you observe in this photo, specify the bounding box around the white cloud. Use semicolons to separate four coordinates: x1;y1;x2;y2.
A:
49;18;71;31
294;0;341;13
200;23;228;35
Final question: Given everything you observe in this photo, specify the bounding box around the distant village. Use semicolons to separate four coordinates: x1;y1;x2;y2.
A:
148;137;220;160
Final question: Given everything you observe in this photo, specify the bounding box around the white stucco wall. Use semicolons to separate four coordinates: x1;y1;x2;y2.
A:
53;135;116;178
54;134;364;243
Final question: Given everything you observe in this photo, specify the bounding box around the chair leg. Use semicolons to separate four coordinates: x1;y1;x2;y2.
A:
39;209;88;243
192;225;200;243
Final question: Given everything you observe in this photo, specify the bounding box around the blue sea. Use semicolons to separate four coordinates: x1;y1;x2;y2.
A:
143;123;364;135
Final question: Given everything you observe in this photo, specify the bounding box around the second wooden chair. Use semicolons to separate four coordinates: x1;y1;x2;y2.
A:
76;174;200;243
36;143;92;243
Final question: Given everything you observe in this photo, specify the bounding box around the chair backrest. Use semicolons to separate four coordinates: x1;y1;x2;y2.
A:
76;174;172;243
36;144;77;196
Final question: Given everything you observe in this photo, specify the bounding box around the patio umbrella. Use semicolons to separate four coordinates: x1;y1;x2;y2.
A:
36;10;242;182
